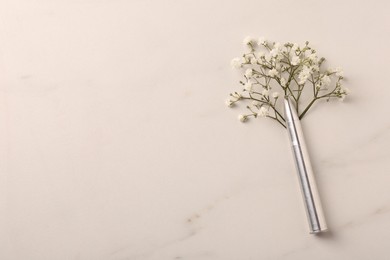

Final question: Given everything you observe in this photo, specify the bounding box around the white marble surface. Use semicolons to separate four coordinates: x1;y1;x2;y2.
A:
1;0;390;259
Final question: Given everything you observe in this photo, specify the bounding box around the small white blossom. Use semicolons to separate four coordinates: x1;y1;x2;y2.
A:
225;99;234;107
252;100;260;106
231;57;242;69
272;92;279;99
264;54;272;62
270;42;281;57
258;107;269;117
243;36;256;45
268;68;278;77
250;58;257;64
335;67;344;77
257;51;265;57
291;43;299;52
257;37;266;45
308;53;318;63
298;66;311;84
244;81;253;92
262;89;269;97
280;77;287;87
312;64;319;72
291;55;300;66
342;87;350;94
245;68;253;78
321;75;331;86
238;114;247;122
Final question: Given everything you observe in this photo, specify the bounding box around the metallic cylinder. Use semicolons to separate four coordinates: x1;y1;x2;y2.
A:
283;96;328;234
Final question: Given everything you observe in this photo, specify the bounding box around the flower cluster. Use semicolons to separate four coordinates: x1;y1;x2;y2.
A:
227;37;349;127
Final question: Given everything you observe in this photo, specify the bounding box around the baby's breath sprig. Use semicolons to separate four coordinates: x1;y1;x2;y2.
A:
227;37;349;128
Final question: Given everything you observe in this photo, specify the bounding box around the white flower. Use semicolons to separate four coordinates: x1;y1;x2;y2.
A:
328;67;344;77
231;57;242;69
291;43;299;52
225;99;234;107
321;75;331;86
312;64;319;72
298;66;311;84
270;48;278;57
244;81;253;92
258;107;269;117
243;36;256;45
238;114;247;122
308;53;318;63
270;42;281;57
339;87;350;101
250;58;257;65
262;89;269;97
268;68;278;77
272;92;279;99
245;68;253;78
280;77;287;87
291;55;300;65
338;93;347;101
252;100;260;106
335;67;344;77
257;37;266;45
257;51;265;58
342;87;350;94
337;85;350;101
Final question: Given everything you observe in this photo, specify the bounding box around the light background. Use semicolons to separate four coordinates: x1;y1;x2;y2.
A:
0;0;390;259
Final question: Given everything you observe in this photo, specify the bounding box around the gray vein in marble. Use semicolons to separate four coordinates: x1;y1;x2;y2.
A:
318;123;390;170
337;203;390;230
108;229;200;260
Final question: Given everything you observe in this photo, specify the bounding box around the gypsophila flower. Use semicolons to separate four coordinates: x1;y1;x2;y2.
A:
270;42;281;57
226;99;234;107
291;43;299;52
298;66;311;84
335;67;344;77
342;87;350;94
227;37;348;128
252;100;260;106
257;51;265;58
268;68;278;77
257;37;266;46
321;75;331;86
245;68;253;78
291;56;300;66
308;53;318;62
280;78;287;87
243;36;255;46
238;114;247;122
244;81;253;92
231;57;242;69
339;94;347;101
312;64;320;72
258;107;269;117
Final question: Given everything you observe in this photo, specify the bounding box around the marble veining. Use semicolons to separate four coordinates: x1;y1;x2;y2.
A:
1;0;390;259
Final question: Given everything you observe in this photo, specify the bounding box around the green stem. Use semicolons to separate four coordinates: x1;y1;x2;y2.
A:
299;97;318;119
267;115;286;128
